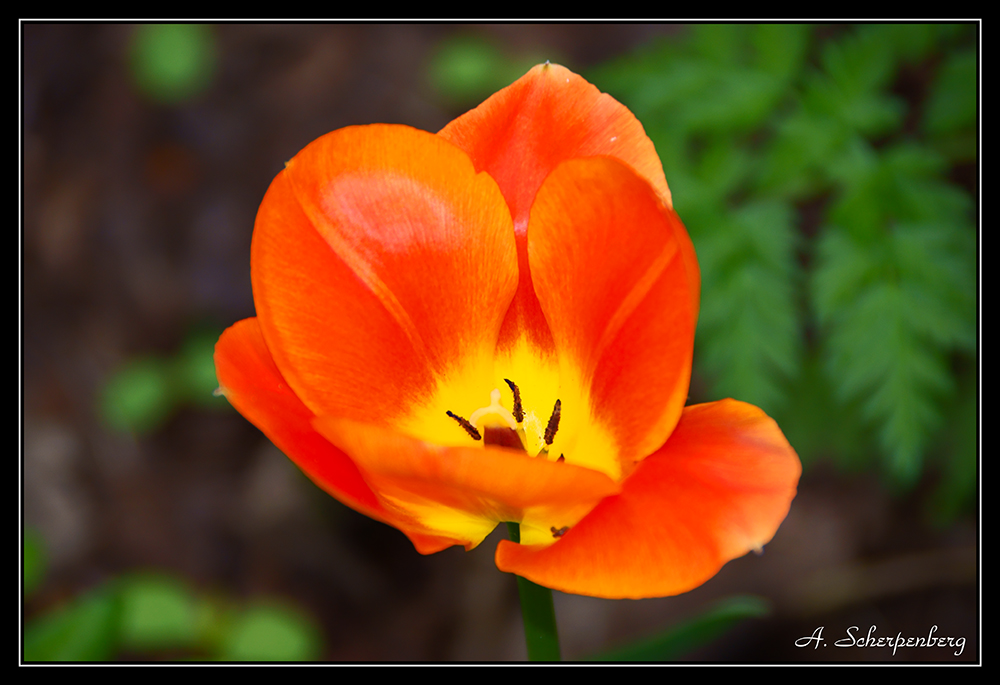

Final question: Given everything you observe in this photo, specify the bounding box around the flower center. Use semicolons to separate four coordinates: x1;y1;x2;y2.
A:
395;344;621;482
446;380;564;458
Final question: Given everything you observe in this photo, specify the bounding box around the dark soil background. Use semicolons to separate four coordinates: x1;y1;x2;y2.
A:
22;23;978;662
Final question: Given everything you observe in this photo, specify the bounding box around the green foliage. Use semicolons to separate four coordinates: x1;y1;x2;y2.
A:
924;47;977;161
925;48;977;135
129;24;216;104
100;328;229;434
696;199;800;411
23;548;323;662
24;583;121;661
219;604;323;662
590;23;977;509
814;142;974;484
775;353;875;471
118;574;202;652
927;369;977;523
23;530;47;598
100;356;175;433
591;595;771;661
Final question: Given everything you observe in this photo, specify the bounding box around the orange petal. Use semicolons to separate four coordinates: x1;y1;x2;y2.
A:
214;318;459;554
439;63;671;225
528;156;698;468
252;125;517;424
495;400;801;599
439;62;698;355
314;416;621;550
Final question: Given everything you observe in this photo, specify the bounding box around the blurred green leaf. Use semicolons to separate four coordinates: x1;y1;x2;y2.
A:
589;38;683;111
696;200;801;413
803;71;904;137
928;368;978;524
879;23;940;62
826;140;969;242
691;24;747;66
801;25;926;139
23;565;324;661
690;136;753;209
819;25;898;97
219;603;322;662
174;330;225;406
119;574;199;652
758;109;845;197
774;352;874;470
591;595;771;661
100;328;227;434
813;220;975;486
23;530;47;598
751;24;811;83
24;583;121;662
130;24;215;104
924;48;977;137
690;67;785;135
100;357;174;434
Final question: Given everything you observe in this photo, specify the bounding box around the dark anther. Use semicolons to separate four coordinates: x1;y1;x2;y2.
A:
556;454;565;463
446;411;481;441
503;378;524;423
551;526;569;538
543;399;561;445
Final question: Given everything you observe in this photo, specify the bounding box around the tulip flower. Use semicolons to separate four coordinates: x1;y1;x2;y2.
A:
215;63;800;602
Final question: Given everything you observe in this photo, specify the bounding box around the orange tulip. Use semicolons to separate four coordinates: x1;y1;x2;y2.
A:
215;63;800;599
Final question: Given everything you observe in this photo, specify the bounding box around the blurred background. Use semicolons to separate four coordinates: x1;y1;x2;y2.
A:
22;23;977;662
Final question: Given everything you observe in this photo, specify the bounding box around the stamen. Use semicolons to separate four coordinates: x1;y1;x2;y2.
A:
503;378;524;423
550;526;569;538
446;411;481;441
543;399;561;446
556;454;565;463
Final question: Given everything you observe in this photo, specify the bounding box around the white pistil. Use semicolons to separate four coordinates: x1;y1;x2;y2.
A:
468;388;518;431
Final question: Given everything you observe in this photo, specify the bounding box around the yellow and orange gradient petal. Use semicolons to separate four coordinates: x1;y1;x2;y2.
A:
214;63;800;599
496;400;800;599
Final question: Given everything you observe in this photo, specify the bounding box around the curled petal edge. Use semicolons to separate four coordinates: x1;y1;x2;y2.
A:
495;399;801;599
313;416;621;550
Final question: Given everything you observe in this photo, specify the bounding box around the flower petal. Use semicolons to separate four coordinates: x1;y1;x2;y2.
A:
528;156;698;471
494;399;801;599
214;317;460;554
440;63;697;355
439;62;671;223
252;124;517;424
313;416;621;550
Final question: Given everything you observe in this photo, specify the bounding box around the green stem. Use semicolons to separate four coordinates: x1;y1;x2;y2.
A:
506;522;561;661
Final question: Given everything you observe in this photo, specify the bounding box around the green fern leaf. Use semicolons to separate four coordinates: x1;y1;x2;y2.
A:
751;24;811;84
696;200;800;412
925;48;976;134
813;218;975;486
923;47;977;164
